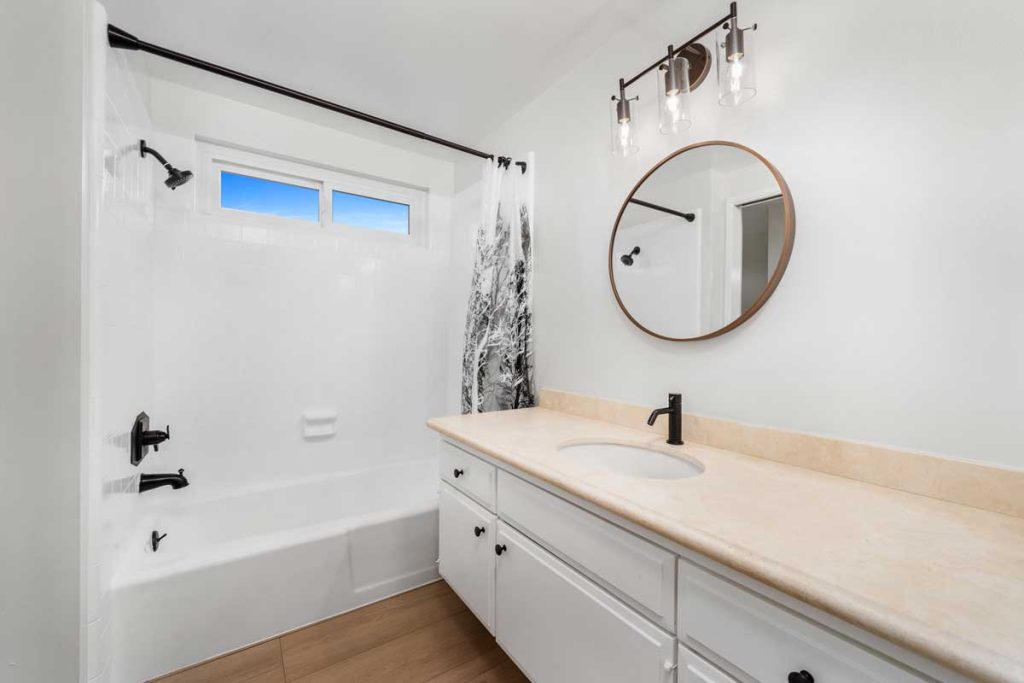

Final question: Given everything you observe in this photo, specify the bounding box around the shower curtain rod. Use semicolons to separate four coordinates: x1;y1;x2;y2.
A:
107;24;523;166
629;198;696;222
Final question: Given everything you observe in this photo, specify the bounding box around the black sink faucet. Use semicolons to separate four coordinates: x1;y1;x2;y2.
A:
647;394;684;446
139;469;190;494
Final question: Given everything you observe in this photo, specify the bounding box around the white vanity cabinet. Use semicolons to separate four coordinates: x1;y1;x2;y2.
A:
438;482;496;633
436;438;959;683
495;522;676;683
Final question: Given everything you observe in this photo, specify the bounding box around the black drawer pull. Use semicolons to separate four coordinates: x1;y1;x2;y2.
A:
495;544;507;556
788;672;814;683
474;526;485;537
453;468;464;478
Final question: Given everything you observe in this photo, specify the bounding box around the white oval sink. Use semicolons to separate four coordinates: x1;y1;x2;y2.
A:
558;442;702;479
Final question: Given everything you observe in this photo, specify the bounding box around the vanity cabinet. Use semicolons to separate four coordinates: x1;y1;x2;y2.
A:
438;483;496;633
495;522;676;683
436;438;953;683
677;561;926;683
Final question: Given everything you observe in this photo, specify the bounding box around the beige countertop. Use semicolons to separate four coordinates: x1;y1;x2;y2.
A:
427;407;1024;683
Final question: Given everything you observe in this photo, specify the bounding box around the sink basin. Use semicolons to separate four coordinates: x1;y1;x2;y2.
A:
557;442;702;479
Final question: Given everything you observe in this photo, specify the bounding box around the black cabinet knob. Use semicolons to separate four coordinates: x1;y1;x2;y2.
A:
474;526;485;537
495;544;507;556
788;672;814;683
453;468;464;478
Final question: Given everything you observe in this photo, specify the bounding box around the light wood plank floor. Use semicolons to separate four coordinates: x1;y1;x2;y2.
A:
152;581;528;683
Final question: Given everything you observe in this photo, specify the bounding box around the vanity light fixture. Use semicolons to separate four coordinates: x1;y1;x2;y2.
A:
658;46;692;135
610;2;758;154
610;79;640;156
717;10;757;106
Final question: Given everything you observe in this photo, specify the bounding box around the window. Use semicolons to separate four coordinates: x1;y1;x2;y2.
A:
201;142;427;241
332;190;410;235
221;171;320;223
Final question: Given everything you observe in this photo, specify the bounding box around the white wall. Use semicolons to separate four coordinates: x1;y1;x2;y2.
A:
135;79;459;491
478;0;1024;469
0;1;86;681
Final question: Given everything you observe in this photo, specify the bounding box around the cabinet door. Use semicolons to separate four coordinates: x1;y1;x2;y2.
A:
438;483;496;633
495;522;676;683
678;645;738;683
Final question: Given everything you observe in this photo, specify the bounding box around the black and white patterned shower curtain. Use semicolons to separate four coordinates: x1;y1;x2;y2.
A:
461;155;536;414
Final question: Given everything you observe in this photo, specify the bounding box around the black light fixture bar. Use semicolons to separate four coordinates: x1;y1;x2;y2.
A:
629;198;696;222
620;2;737;90
107;24;496;161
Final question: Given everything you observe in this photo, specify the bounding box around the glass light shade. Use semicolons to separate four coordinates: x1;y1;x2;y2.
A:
609;98;639;156
657;55;692;135
716;26;756;106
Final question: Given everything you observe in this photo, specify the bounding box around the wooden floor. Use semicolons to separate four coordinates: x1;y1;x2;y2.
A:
152;581;528;683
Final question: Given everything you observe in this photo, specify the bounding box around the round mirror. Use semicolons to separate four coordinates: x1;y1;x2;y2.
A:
609;141;795;341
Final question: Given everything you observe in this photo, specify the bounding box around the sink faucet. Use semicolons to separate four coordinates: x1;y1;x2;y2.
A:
647;394;684;446
139;468;190;494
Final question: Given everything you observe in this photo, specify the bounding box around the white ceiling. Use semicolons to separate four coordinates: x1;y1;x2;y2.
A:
101;0;654;149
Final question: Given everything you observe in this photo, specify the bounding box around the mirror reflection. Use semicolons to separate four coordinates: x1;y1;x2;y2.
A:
610;142;793;340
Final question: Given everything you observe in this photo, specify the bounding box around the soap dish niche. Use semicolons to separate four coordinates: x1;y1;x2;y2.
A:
302;410;337;440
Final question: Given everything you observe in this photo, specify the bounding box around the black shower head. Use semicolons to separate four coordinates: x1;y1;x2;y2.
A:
620;246;641;266
140;139;193;191
164;167;193;190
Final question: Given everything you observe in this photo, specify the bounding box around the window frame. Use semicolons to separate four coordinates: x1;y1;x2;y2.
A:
199;141;427;243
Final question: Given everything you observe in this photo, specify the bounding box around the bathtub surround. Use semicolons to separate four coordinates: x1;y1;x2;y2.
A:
144;77;459;489
83;7;165;679
87;53;465;680
474;0;1024;470
461;157;536;413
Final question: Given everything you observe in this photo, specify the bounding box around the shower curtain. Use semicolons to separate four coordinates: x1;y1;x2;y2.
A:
461;155;536;414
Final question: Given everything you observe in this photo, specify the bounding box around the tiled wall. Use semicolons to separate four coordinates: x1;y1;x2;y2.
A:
141;79;458;493
85;8;155;680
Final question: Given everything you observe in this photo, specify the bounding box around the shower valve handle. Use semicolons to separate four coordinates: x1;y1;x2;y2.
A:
142;425;171;451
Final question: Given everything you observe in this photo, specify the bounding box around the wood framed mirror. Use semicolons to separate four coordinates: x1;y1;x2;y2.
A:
609;141;795;341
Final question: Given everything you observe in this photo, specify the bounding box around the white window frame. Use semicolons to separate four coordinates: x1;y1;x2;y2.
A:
199;141;427;244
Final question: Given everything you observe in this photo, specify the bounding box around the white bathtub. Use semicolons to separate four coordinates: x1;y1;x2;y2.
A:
110;459;440;682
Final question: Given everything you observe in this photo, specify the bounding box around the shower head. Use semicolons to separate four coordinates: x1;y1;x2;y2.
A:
620;246;641;266
164;167;193;190
140;140;193;191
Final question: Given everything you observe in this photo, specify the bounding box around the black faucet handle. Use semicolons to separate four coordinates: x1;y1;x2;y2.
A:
178;468;185;476
142;425;171;451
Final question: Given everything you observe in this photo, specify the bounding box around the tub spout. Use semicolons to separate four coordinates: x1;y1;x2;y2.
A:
139;468;190;494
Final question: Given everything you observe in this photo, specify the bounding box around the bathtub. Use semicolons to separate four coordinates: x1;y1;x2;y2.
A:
110;459;440;682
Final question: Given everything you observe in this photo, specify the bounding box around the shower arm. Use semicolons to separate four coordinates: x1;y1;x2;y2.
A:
140;140;170;167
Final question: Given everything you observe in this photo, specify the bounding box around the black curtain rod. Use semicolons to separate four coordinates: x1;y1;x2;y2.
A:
629;198;695;222
107;24;521;165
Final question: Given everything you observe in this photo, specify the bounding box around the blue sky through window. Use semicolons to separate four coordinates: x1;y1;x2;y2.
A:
332;190;410;235
220;171;319;222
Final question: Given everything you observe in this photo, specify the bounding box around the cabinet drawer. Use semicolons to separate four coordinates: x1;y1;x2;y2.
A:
438;483;496;633
678;560;926;683
495;522;676;683
678;646;738;683
497;470;675;630
440;440;496;511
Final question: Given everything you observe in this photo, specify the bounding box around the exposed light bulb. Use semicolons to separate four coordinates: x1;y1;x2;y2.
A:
657;51;691;135
665;94;682;121
728;59;744;94
618;120;631;148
